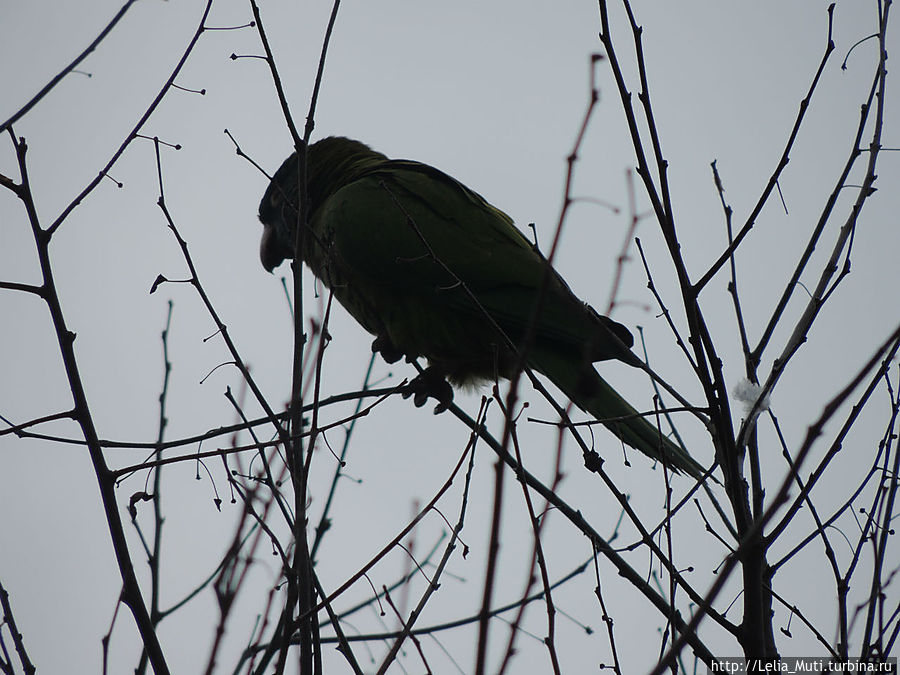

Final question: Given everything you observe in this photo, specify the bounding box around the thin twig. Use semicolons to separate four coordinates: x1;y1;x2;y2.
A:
0;0;140;134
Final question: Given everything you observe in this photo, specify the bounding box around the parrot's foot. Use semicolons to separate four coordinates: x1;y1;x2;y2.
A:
402;367;454;414
372;335;404;364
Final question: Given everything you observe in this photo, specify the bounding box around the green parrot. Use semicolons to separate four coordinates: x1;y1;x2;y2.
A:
258;137;703;477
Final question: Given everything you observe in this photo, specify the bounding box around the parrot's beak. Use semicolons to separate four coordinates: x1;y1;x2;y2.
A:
259;223;288;272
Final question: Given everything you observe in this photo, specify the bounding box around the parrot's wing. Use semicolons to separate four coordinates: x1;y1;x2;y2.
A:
314;161;632;362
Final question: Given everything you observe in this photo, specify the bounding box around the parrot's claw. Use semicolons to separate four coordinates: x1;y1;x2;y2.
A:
372;335;404;364
402;367;454;414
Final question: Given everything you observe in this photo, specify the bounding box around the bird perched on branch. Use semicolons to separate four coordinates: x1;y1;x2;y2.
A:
257;136;702;477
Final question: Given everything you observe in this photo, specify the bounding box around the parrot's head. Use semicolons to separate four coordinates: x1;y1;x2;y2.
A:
259;136;387;272
258;137;389;272
258;152;301;272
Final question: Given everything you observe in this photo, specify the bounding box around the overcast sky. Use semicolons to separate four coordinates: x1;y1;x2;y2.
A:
2;2;898;673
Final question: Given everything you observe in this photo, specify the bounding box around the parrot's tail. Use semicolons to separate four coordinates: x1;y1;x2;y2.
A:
531;352;705;479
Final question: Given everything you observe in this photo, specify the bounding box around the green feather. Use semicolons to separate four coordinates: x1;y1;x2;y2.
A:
259;137;704;478
527;347;704;477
